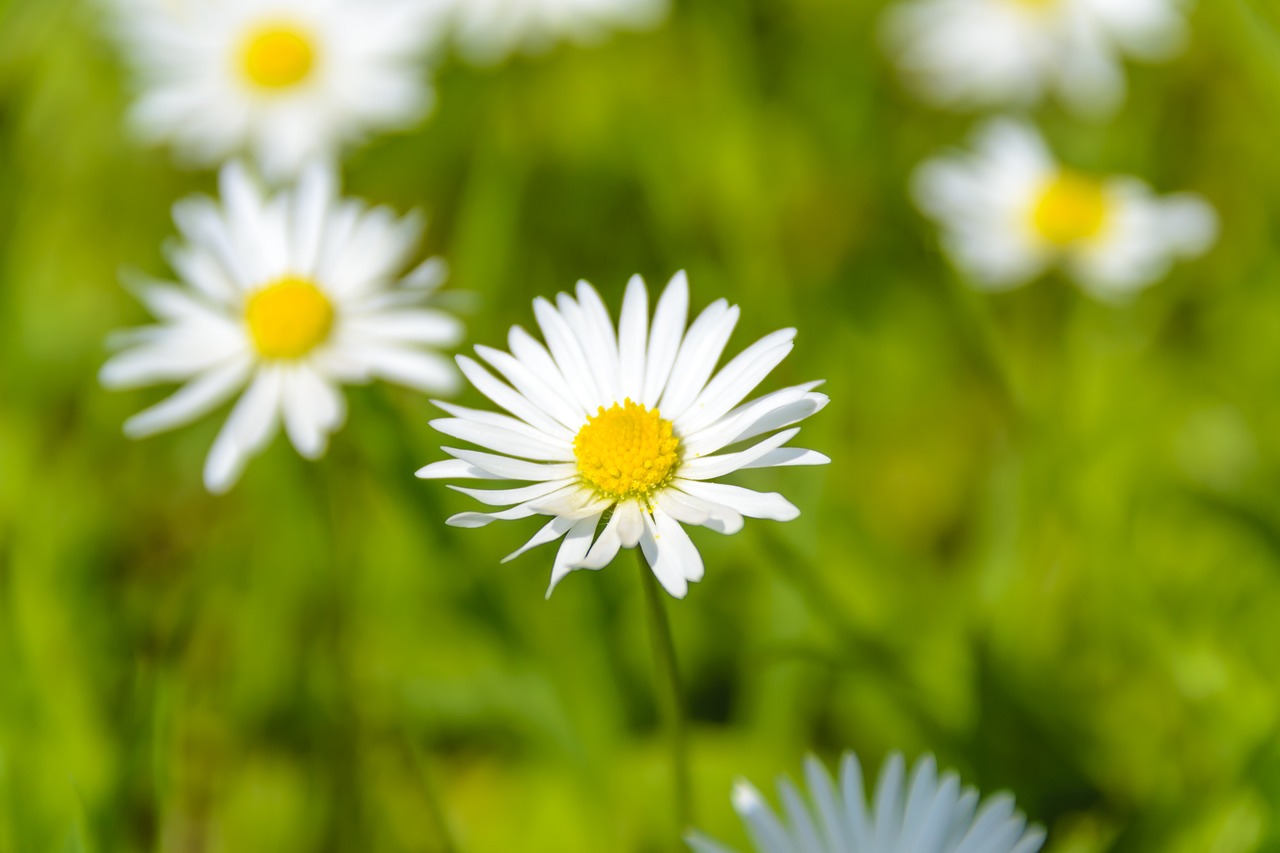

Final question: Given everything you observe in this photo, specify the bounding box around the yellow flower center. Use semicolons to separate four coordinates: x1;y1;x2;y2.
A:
244;277;334;360
574;400;681;502
1010;0;1057;9
242;25;316;90
1031;171;1110;247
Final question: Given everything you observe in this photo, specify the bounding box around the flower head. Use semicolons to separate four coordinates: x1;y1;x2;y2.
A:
446;0;669;64
687;752;1046;853
417;272;828;598
883;0;1192;114
108;0;448;178
102;162;463;493
912;119;1217;299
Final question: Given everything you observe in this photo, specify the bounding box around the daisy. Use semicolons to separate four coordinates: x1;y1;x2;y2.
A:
101;162;463;494
445;0;669;64
107;0;449;179
911;119;1217;299
686;752;1046;853
883;0;1193;114
415;272;828;598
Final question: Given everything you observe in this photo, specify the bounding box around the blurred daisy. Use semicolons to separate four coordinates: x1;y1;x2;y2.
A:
108;0;448;178
447;0;669;64
883;0;1192;114
102;162;462;493
416;272;828;598
687;752;1046;853
912;119;1217;299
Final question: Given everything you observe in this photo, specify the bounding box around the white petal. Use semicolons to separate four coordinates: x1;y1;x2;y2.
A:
533;297;601;410
290;161;336;276
683;381;825;457
679;428;802;481
556;291;619;405
502;515;576;563
642;270;689;407
443;447;578;482
546;514;601;597
659;300;740;421
203;366;284;494
731;781;791;853
674;480;800;522
778;777;824;852
840;753;874;850
614;499;646;547
430;418;573;462
574;281;623;401
359;345;460;393
740;448;830;469
475;345;585;434
871;753;907;850
451;478;579;507
123;356;252;438
804;755;851;852
415;458;504;480
507;325;585;416
575;507;625;570
674;329;795;435
280;364;345;460
456;355;575;438
617;274;649;400
348;309;464;348
637;510;693;596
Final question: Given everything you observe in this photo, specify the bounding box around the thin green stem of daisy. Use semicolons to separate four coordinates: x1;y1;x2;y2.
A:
406;735;461;853
637;550;693;836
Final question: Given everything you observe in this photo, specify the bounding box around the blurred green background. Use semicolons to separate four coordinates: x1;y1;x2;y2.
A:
5;0;1280;850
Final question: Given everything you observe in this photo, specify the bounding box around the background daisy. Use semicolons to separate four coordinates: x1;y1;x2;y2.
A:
101;162;462;493
688;752;1046;853
911;119;1217;299
445;0;669;64
883;0;1193;114
417;272;828;598
107;0;449;178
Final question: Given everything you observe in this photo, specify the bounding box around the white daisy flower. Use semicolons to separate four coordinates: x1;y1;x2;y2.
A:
101;162;463;494
446;0;669;64
912;119;1217;300
107;0;449;179
687;752;1047;853
416;272;828;599
883;0;1192;114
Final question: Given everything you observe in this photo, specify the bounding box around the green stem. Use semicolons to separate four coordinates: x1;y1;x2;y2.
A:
637;551;692;838
406;736;461;853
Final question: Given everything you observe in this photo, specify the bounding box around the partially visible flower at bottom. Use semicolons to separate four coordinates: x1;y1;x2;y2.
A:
686;752;1046;853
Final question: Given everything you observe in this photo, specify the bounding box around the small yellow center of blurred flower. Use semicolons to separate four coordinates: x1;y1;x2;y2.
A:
242;26;316;90
245;277;334;359
574;400;680;501
1032;171;1110;247
1010;0;1057;10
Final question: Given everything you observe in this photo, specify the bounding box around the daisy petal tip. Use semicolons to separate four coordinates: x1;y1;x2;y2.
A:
730;779;765;813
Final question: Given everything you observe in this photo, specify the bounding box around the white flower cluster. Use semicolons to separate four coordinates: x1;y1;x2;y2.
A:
101;0;676;495
884;0;1216;299
96;4;1058;851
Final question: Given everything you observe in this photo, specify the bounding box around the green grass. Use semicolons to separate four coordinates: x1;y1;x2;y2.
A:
4;0;1280;850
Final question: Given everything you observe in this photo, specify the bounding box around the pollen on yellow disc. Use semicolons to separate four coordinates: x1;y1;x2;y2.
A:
242;26;316;90
244;277;334;359
1031;171;1110;247
574;400;681;502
